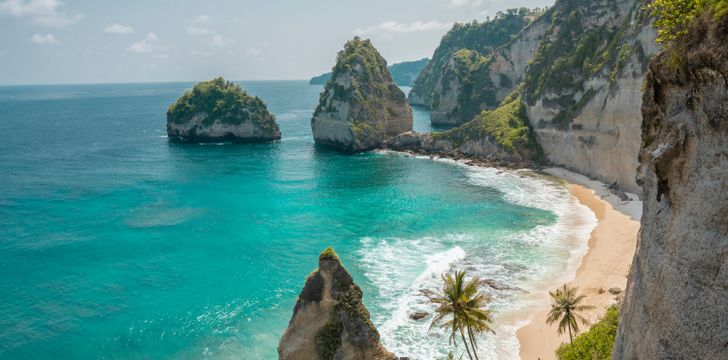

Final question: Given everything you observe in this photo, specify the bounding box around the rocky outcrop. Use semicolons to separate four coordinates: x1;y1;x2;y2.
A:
409;9;541;126
166;77;280;143
614;9;728;359
278;248;397;360
311;37;412;152
523;0;658;194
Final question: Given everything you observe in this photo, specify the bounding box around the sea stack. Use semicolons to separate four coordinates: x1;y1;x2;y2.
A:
278;248;397;360
311;37;412;152
166;77;280;143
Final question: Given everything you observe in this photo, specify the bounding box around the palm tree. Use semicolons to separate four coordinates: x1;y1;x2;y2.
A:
545;284;595;343
422;271;495;360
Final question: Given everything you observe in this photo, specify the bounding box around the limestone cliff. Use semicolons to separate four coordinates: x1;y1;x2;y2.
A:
166;77;280;143
278;248;397;360
614;8;728;359
523;0;658;194
311;37;412;152
408;9;540;126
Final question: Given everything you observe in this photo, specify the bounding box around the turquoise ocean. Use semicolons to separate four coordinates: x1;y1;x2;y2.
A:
0;81;595;359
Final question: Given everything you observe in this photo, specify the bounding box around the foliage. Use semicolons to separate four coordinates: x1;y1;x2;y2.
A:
319;247;339;261
649;0;709;43
315;320;343;360
166;77;274;127
546;285;595;344
421;270;495;360
555;306;620;360
432;88;540;158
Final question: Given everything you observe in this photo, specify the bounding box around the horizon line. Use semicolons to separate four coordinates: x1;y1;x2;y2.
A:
0;78;315;88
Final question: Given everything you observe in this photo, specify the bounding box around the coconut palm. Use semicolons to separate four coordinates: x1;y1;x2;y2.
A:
546;284;595;344
422;270;495;360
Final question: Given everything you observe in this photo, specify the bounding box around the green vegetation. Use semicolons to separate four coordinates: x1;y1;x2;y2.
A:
315;319;343;360
411;8;539;108
546;285;595;344
309;58;429;86
649;0;709;43
167;77;275;127
319;247;339;261
432;88;540;156
421;271;495;360
555;306;620;360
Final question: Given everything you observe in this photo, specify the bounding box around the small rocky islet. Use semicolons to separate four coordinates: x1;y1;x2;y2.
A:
310;37;413;152
166;77;281;143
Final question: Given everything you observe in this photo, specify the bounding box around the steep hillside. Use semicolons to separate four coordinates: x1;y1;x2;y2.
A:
523;0;658;194
309;58;429;86
409;8;540;125
614;3;728;358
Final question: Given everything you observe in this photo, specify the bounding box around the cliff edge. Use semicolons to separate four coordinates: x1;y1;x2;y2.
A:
614;6;728;359
278;248;397;360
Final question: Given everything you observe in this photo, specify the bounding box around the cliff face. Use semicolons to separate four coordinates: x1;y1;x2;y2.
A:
311;37;412;152
614;9;728;359
166;78;280;143
524;0;658;194
278;249;397;360
409;9;538;126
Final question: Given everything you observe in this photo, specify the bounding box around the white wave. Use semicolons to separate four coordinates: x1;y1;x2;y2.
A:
359;153;598;359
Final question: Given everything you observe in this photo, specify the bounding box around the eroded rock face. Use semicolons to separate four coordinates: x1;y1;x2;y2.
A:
278;248;397;360
614;11;728;359
523;0;658;194
311;37;412;152
166;77;280;143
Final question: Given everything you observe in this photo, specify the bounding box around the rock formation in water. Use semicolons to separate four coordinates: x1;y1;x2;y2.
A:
311;37;412;152
166;77;280;143
278;248;397;360
614;6;728;359
408;8;541;126
309;58;429;86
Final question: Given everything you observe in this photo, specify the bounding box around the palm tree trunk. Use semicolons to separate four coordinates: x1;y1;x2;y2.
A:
568;324;573;344
460;329;474;360
466;325;480;360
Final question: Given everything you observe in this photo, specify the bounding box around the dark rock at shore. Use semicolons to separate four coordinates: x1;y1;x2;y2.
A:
409;312;429;321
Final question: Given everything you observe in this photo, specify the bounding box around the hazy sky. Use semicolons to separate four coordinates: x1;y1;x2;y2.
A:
0;0;553;85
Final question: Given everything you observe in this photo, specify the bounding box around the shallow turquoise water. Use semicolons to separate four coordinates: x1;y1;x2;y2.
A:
0;81;591;359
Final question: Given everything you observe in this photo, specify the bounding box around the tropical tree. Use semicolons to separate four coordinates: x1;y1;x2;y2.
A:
422;271;495;360
546;284;595;344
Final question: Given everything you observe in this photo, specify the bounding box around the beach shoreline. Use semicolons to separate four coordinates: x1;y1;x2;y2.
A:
516;168;641;359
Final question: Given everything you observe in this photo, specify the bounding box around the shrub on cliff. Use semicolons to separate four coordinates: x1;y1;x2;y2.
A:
555;306;619;360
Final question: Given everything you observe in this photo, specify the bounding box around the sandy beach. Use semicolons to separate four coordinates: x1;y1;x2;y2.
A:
516;168;641;359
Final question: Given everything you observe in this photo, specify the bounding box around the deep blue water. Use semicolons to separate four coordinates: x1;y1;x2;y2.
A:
0;81;589;359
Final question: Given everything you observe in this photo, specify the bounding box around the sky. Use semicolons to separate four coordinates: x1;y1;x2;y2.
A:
0;0;554;85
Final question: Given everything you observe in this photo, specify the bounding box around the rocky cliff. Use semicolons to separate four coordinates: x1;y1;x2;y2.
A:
278;248;397;360
614;6;728;359
166;77;280;143
387;89;541;165
311;37;412;152
523;0;658;194
408;9;540;126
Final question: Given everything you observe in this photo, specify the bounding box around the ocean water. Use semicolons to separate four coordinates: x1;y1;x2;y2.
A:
0;81;595;359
